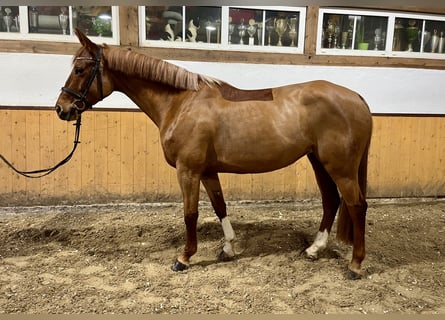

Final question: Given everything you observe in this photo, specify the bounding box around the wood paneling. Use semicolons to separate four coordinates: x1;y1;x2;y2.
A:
0;109;443;205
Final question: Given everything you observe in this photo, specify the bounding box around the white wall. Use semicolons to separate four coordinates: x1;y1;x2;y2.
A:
1;52;444;114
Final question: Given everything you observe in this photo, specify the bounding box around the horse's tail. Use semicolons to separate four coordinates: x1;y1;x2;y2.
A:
336;110;372;245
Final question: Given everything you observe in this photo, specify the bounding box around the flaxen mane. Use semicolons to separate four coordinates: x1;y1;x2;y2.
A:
102;46;218;91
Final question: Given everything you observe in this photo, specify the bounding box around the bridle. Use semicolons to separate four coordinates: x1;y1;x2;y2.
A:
61;46;104;112
0;47;104;178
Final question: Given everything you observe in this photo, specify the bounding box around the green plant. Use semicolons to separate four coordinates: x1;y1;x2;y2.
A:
92;17;112;37
356;17;366;43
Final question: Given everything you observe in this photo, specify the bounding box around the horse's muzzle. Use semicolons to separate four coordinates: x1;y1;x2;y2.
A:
56;104;78;121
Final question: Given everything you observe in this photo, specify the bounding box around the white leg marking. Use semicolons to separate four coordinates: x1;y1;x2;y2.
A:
305;229;329;259
221;217;235;257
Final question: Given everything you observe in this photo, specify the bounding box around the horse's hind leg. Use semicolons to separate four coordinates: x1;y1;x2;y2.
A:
201;172;236;261
305;153;341;259
333;176;367;279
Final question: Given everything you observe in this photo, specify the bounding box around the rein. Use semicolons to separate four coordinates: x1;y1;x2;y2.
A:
0;116;82;178
0;47;103;179
0;47;103;178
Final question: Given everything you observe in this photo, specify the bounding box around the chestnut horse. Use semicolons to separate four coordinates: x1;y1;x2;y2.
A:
56;29;372;279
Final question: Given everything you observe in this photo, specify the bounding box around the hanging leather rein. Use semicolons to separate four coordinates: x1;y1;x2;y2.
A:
0;47;104;178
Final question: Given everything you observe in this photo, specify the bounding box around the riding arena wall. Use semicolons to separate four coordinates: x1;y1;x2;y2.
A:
0;5;444;205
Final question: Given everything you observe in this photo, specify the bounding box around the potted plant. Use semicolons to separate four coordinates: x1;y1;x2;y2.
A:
356;17;369;50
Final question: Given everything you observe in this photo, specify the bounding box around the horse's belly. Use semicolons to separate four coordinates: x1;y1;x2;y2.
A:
214;141;309;174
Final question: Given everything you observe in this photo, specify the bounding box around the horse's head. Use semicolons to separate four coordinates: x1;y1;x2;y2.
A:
55;28;112;121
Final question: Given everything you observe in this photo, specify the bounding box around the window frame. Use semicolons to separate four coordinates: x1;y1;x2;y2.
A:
0;6;120;45
138;6;307;54
317;7;445;60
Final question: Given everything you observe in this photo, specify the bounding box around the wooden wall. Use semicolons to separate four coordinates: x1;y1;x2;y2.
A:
0;109;443;206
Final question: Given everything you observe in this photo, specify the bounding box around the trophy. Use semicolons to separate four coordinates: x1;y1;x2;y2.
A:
421;30;431;52
228;16;235;44
29;6;39;33
205;20;216;43
59;7;69;35
246;19;257;45
288;16;297;47
257;22;263;46
266;20;274;45
238;18;246;45
326;19;335;48
431;29;439;53
406;20;418;52
439;31;445;53
341;31;348;49
274;17;287;46
374;28;382;50
3;7;13;32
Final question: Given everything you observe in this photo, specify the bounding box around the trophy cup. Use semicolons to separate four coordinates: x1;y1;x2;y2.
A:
288;16;297;47
406;20;418;52
266;20;274;45
205;20;216;43
246;19;257;45
341;31;348;49
59;7;69;35
228;17;235;44
274;17;287;46
3;7;13;32
431;29;439;53
421;30;431;52
238;18;246;45
256;22;263;46
374;28;382;50
228;23;235;43
29;6;39;33
326;19;335;48
439;31;445;53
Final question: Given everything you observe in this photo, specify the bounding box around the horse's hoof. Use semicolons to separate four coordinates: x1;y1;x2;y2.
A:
171;259;189;272
302;248;318;261
217;250;234;262
346;268;363;280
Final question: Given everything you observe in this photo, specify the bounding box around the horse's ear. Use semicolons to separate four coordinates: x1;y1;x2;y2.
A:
74;27;98;55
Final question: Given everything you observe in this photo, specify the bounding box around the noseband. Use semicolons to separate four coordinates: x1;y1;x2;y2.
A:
61;46;104;111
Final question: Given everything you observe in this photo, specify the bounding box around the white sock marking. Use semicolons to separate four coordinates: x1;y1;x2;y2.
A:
221;217;235;257
305;229;329;259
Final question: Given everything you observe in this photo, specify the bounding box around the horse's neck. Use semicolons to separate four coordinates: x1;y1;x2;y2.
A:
112;74;179;128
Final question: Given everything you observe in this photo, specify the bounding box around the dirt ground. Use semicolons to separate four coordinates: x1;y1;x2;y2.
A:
0;198;444;314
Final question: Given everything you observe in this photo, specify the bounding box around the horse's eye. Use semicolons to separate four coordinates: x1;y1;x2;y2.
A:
75;67;84;75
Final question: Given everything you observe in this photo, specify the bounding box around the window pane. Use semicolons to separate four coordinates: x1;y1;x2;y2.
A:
145;6;183;41
424;19;445;53
393;18;422;52
0;6;20;32
353;16;387;50
27;6;70;35
228;8;263;45
185;7;221;43
322;14;353;49
322;13;388;51
264;10;301;47
73;6;113;37
145;6;222;43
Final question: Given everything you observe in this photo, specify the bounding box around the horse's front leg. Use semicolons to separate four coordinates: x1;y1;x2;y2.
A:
171;166;201;272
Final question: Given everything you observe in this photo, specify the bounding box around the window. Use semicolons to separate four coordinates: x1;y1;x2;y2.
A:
317;8;445;59
139;6;306;53
0;5;119;44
